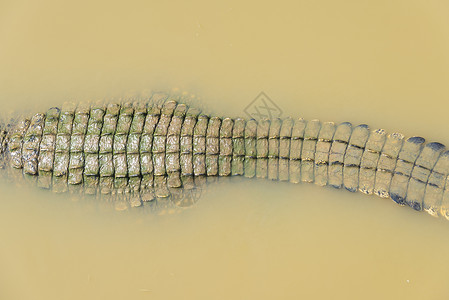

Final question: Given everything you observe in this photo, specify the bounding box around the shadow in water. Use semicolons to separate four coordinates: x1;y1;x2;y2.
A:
0;167;239;215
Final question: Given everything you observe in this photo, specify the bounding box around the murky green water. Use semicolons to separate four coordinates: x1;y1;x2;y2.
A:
1;1;449;299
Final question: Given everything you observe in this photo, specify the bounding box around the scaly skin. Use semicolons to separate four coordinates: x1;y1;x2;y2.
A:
1;92;449;218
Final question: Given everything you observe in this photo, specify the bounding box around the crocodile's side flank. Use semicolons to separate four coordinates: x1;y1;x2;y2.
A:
1;93;449;219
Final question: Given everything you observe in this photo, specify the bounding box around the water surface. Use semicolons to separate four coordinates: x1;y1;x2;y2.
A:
1;1;449;299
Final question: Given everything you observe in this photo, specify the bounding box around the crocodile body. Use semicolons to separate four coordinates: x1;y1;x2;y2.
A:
1;93;449;218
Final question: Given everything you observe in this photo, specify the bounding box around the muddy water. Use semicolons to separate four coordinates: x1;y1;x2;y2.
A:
1;1;449;299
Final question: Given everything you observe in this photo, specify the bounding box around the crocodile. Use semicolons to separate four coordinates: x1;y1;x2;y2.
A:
1;92;449;218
